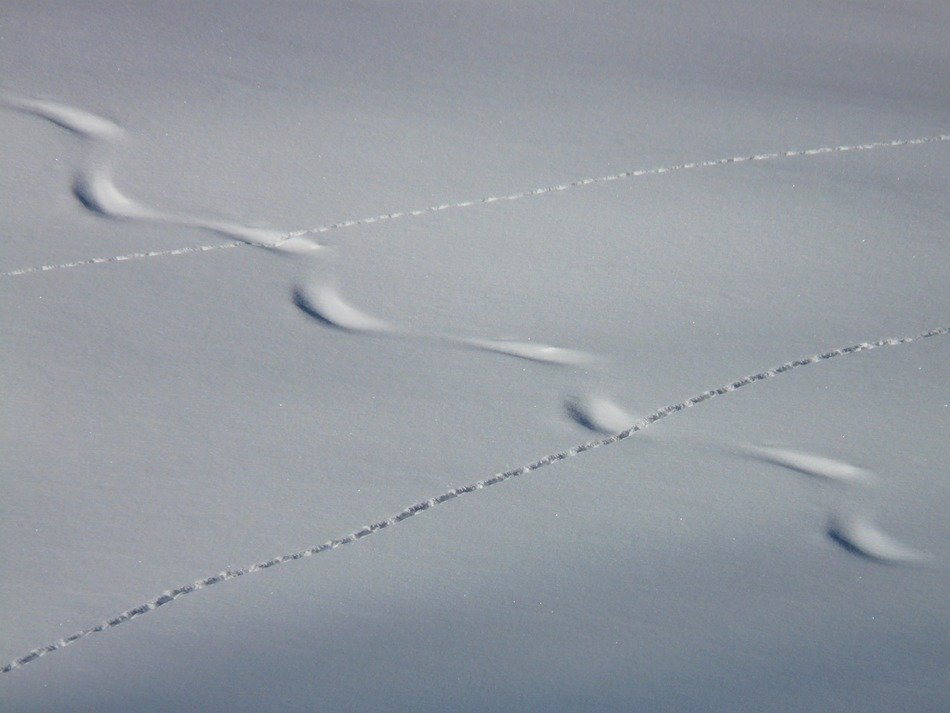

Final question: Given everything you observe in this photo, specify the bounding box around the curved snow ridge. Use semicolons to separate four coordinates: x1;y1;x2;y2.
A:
743;445;875;485
828;514;930;564
1;95;124;141
2;95;315;254
3;325;945;675
292;283;595;366
566;394;637;434
461;338;594;367
72;164;156;220
73;166;316;251
4;131;948;277
73;165;313;249
292;283;397;334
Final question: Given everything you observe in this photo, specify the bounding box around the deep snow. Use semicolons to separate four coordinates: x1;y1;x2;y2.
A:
1;2;947;710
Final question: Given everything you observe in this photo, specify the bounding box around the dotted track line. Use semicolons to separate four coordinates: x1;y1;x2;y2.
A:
3;325;945;674
283;134;949;240
3;133;946;278
1;242;245;277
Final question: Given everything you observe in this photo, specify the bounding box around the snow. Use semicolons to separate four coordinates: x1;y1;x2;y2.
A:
1;1;947;710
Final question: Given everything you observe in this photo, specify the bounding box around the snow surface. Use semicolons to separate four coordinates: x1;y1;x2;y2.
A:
1;1;948;710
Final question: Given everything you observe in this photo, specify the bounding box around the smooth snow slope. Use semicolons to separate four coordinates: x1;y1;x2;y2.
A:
2;1;948;711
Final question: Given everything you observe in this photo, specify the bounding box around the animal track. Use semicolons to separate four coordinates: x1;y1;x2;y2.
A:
1;95;318;254
3;326;944;674
2;97;945;277
3;94;946;677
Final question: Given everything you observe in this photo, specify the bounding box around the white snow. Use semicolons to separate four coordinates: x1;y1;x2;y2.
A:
565;394;637;435
742;445;875;485
828;514;931;565
1;1;947;710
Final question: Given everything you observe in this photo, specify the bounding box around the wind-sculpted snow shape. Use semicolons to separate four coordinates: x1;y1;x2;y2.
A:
3;326;945;674
71;164;317;251
565;394;637;434
292;282;594;367
460;338;594;366
742;445;875;485
3;120;947;276
828;514;930;564
2;95;318;254
292;283;398;334
1;96;125;141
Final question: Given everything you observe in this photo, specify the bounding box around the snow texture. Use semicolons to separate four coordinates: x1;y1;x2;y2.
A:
1;2;948;711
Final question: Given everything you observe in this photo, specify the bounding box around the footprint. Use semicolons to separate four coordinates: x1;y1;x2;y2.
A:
827;514;930;564
742;445;874;485
565;394;636;434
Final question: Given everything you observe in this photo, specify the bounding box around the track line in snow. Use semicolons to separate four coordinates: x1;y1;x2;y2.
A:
2;325;945;674
284;134;950;243
0;95;318;269
1;242;248;276
3;132;947;278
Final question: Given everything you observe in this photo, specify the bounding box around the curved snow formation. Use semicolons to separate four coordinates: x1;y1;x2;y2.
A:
566;394;637;434
3;326;945;674
461;338;594;367
292;283;397;334
2;95;316;253
743;445;875;485
3;125;947;276
293;283;594;366
828;515;930;564
1;95;125;140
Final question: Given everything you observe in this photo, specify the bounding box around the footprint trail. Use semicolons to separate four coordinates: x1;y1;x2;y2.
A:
3;325;944;674
3;113;946;276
